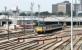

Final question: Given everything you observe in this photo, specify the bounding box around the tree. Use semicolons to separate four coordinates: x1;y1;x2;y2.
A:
34;12;39;16
66;11;71;16
19;12;27;16
57;12;64;16
78;13;82;16
40;11;50;16
34;11;51;16
0;12;2;15
73;11;76;16
4;12;9;15
27;14;31;16
51;13;57;15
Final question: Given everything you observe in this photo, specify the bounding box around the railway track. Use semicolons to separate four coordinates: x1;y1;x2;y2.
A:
45;37;70;50
78;44;82;50
0;31;65;50
0;29;82;50
0;35;82;50
62;37;76;50
74;37;82;50
0;40;36;50
27;39;61;50
0;29;66;41
0;32;37;41
23;37;69;50
55;35;77;50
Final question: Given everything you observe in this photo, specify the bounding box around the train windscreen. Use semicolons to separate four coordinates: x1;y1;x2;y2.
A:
36;21;61;26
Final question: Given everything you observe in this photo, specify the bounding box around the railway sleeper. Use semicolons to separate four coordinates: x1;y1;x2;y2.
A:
63;36;82;50
55;40;70;50
9;42;37;50
29;39;57;50
62;36;76;50
2;40;35;50
38;38;62;50
0;41;19;49
69;37;82;50
74;39;82;50
45;37;70;50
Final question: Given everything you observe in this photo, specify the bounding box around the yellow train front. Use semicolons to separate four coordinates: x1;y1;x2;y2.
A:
35;26;44;33
35;21;63;34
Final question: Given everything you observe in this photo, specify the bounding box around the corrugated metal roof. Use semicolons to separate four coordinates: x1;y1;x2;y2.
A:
44;17;82;22
0;15;82;22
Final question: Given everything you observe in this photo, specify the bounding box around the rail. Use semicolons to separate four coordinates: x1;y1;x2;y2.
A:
16;33;82;43
0;30;82;50
77;44;82;50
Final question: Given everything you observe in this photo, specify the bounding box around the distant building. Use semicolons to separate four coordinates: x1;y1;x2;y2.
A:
80;0;82;11
52;5;58;14
73;0;82;16
57;3;67;14
52;1;71;15
73;4;80;15
74;4;80;11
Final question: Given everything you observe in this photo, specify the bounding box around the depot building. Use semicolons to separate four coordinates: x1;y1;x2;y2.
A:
0;15;82;29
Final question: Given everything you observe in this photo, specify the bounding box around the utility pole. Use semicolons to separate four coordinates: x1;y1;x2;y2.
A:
4;6;10;40
30;2;34;32
7;14;9;40
71;0;73;50
5;6;10;40
23;16;25;35
4;6;7;19
38;4;40;26
5;6;7;13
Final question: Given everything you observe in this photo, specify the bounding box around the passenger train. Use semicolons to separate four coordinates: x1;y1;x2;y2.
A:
35;21;63;34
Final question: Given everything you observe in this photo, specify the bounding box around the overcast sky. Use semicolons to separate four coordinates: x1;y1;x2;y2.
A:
0;0;80;12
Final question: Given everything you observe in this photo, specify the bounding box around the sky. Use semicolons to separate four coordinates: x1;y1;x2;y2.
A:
0;0;80;12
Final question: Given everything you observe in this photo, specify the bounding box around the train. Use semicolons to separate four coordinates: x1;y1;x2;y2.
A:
35;21;63;34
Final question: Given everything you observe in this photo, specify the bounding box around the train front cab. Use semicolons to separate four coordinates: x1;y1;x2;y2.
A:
35;26;45;34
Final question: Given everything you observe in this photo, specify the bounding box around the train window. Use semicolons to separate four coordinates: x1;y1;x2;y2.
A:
36;21;45;26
